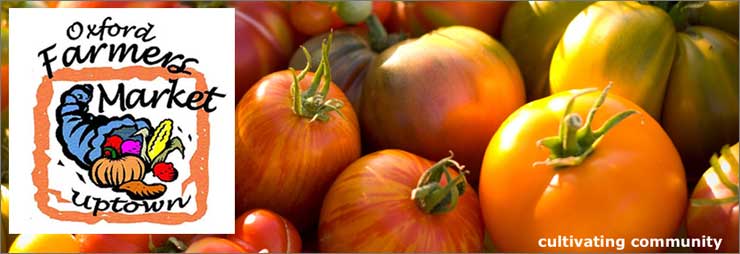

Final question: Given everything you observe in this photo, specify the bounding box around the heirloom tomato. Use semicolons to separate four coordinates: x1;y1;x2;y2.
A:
388;1;510;38
501;1;592;101
663;26;739;186
549;1;739;186
480;85;687;252
229;209;301;252
687;143;739;253
235;37;360;231
550;1;676;119
289;2;333;36
319;149;483;252
1;184;8;253
360;26;525;185
9;234;79;253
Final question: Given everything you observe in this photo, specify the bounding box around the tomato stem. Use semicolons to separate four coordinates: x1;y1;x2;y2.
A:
103;147;118;160
534;83;638;169
411;151;469;214
289;33;346;122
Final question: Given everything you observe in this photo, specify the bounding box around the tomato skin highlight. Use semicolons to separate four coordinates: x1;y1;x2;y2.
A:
479;90;687;252
360;26;525;185
687;144;739;253
229;209;301;253
550;1;676;119
663;26;739;186
319;149;483;252
501;1;592;101
235;70;361;231
9;234;80;253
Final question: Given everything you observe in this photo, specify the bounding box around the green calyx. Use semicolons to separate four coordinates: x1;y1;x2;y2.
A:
149;235;188;253
411;152;469;215
691;145;739;206
289;32;345;122
534;83;638;169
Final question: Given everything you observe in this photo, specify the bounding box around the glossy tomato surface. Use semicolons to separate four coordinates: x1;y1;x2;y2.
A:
663;26;739;186
319;149;483;252
235;70;360;231
229;209;301;252
361;26;525;185
687;143;739;253
550;1;676;119
480;89;687;252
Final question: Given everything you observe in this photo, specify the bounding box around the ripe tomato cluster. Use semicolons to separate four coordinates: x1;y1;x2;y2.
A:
1;1;738;253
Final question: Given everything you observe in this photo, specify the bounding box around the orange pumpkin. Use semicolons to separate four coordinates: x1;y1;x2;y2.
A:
89;149;146;187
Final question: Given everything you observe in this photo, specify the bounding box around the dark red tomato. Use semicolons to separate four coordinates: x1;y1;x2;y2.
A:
388;1;511;37
56;1;177;8
231;2;295;102
229;209;301;252
185;237;252;253
235;40;361;231
360;26;525;185
78;234;193;253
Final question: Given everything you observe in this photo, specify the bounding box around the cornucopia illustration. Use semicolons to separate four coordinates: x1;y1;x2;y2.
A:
56;84;185;200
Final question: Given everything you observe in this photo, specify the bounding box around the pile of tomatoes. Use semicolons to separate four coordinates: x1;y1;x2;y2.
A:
1;1;739;253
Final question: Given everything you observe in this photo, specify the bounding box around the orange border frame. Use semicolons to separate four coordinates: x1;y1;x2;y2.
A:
33;66;210;224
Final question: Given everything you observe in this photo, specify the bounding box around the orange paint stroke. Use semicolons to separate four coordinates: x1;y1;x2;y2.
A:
33;66;211;224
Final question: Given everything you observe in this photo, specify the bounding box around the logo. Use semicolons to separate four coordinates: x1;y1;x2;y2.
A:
9;8;234;233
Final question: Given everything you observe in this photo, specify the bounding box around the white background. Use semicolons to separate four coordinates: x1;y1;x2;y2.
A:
9;8;235;234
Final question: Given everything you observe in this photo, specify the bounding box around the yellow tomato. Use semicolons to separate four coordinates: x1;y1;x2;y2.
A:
9;234;80;253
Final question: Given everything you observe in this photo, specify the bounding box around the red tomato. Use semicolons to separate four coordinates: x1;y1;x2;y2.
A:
388;1;511;37
290;2;333;36
56;1;177;8
360;26;525;186
185;237;252;253
235;41;361;231
229;209;301;252
479;86;687;251
319;149;483;252
231;2;295;102
78;234;194;253
687;143;739;253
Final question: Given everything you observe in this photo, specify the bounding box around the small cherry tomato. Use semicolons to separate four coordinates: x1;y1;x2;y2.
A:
290;2;333;36
229;209;301;252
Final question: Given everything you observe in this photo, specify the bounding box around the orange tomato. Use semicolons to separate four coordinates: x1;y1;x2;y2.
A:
479;85;687;252
319;149;483;252
9;234;79;253
687;143;739;253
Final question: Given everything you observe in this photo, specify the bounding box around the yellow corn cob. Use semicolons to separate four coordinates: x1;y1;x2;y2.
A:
147;119;172;160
